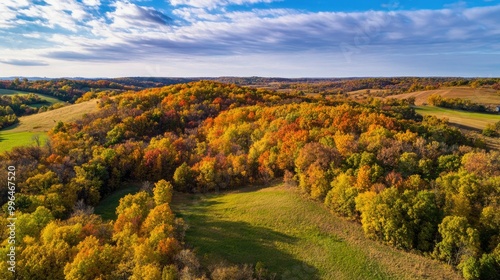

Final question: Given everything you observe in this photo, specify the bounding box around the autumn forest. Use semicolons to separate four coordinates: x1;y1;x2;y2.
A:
0;78;499;280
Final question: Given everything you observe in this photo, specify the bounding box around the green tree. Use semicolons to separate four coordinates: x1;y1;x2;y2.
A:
433;216;480;266
18;240;72;280
16;207;54;243
173;162;195;192
356;188;440;251
325;173;358;218
398;152;419;178
153;180;173;206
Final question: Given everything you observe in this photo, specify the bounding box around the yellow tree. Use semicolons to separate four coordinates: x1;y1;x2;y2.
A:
153;180;173;206
64;236;120;280
18;240;72;280
333;132;358;157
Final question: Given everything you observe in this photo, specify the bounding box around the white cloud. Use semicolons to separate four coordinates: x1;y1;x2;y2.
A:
169;0;275;9
107;1;172;30
15;0;91;32
0;59;49;66
1;1;499;77
0;0;30;28
82;0;101;6
35;4;499;62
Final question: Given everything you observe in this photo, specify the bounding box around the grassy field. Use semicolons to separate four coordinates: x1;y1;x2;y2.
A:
0;99;100;153
391;87;500;106
172;184;461;280
348;88;388;99
0;88;63;107
415;106;500;131
94;184;141;220
0;131;47;152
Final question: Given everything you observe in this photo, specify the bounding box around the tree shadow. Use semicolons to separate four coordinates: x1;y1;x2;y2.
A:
448;121;482;132
1;122;20;132
182;213;320;280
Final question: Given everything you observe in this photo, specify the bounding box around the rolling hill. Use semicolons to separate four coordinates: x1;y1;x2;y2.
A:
390;87;500;106
414;106;500;131
172;183;462;280
0;88;63;107
0;99;100;152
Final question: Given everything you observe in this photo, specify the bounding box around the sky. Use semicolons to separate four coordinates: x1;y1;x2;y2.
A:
0;0;499;78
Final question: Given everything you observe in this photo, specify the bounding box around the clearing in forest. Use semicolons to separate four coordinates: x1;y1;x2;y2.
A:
172;184;461;280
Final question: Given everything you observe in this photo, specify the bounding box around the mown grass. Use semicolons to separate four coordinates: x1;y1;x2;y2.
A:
416;106;500;131
0;99;100;153
172;184;461;280
0;131;47;153
94;184;141;220
3;99;100;134
392;87;500;106
0;88;63;106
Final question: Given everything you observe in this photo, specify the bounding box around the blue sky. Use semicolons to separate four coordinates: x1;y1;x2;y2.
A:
0;0;499;77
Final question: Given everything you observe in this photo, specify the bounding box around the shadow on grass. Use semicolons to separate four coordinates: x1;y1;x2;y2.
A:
182;213;320;280
0;122;20;132
447;121;482;132
94;184;141;220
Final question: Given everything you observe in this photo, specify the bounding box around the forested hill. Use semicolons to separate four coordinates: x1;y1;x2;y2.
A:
2;76;499;103
0;81;498;279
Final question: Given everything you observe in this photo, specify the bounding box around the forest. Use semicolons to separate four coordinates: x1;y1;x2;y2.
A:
0;80;499;279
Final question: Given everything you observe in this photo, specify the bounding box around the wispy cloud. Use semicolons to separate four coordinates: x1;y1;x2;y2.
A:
1;59;49;66
108;1;172;29
169;0;276;9
0;0;499;77
41;4;500;59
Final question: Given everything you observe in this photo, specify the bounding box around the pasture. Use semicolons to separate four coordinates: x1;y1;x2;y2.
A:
0;88;63;107
172;184;461;280
415;106;500;131
0;99;100;152
391;87;500;106
0;131;47;152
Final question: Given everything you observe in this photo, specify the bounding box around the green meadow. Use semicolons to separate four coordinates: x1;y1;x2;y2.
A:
0;88;63;107
0;130;47;153
172;184;461;280
415;106;500;131
0;99;99;153
94;185;141;220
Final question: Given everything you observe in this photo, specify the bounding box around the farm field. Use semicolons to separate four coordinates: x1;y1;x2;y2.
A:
172;184;461;280
0;88;63;107
415;106;500;131
391;87;500;106
348;88;388;98
0;99;100;152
